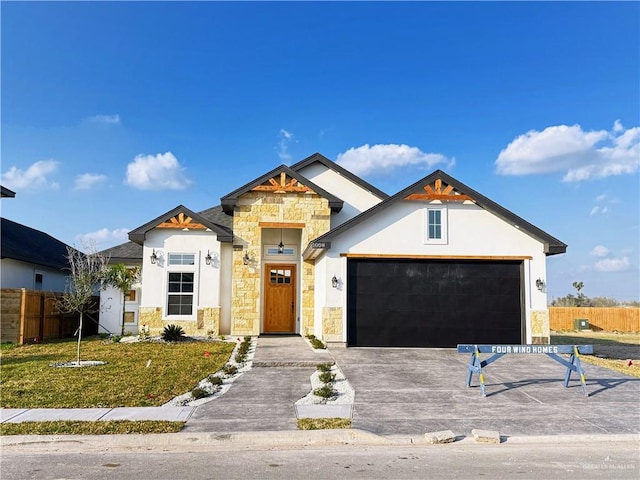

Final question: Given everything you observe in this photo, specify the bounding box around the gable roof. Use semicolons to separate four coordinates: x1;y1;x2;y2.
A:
129;205;234;245
303;170;567;258
220;164;344;215
101;241;144;264
290;152;389;200
1;186;16;198
1;217;72;270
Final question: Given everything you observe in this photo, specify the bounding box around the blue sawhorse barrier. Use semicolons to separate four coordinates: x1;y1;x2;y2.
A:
457;344;594;397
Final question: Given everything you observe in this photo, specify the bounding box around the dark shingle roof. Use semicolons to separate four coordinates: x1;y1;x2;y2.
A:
1;186;16;198
1;217;71;270
100;241;143;264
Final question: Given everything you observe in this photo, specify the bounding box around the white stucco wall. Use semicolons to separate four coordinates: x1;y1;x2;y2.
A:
99;283;140;335
0;259;69;292
140;229;222;319
314;200;551;343
296;162;384;228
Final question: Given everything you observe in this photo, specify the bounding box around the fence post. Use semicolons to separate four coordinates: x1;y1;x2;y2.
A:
18;288;26;345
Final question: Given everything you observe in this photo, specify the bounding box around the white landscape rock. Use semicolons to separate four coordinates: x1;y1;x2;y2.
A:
295;364;355;419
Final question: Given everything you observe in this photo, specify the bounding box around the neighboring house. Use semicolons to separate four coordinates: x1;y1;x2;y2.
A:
100;152;566;347
0;217;71;292
1;186;16;198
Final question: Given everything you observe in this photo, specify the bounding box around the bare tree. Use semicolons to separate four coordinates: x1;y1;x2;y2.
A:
58;245;109;365
105;264;141;335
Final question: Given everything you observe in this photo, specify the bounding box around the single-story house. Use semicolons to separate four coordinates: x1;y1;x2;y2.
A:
0;217;72;292
101;153;566;346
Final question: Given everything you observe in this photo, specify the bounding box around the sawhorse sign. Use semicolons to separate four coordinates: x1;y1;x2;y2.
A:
457;344;594;397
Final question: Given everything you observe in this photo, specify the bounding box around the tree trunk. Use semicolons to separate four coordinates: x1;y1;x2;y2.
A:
121;292;126;336
76;312;83;366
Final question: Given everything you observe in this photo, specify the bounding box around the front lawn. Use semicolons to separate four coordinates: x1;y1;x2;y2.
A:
0;337;235;408
551;331;639;378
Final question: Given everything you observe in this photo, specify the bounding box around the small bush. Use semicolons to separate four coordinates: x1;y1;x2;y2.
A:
191;387;209;400
313;385;337;398
208;375;223;386
162;324;185;342
306;335;326;349
97;333;109;340
111;335;121;343
223;364;238;376
237;343;249;355
318;371;336;384
244;336;252;343
317;363;333;373
234;352;246;364
0;342;16;351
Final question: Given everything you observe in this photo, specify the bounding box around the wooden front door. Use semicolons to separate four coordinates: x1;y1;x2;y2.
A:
263;264;296;333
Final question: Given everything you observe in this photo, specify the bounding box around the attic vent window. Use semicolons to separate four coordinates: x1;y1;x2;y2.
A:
424;207;448;245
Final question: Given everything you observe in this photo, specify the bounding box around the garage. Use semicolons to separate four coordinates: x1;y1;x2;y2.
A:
347;258;524;347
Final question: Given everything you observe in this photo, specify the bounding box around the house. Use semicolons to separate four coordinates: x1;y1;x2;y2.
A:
0;217;72;292
101;153;566;346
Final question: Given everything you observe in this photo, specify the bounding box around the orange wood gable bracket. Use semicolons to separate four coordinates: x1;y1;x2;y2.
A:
405;178;473;202
157;212;207;230
252;172;315;193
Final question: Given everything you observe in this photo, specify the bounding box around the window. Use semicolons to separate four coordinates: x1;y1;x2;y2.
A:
265;246;296;256
425;207;448;244
124;312;136;324
270;269;292;284
167;272;194;315
34;272;43;290
168;253;195;266
125;290;136;302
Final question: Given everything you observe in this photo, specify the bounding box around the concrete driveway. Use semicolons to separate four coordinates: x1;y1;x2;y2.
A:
329;347;640;437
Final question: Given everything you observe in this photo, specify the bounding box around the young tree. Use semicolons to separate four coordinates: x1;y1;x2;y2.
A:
58;245;109;365
105;264;141;335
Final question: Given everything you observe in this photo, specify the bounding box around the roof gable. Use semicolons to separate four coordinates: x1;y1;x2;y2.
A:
1;217;72;270
304;170;567;258
129;205;233;245
220;164;344;215
290;152;389;200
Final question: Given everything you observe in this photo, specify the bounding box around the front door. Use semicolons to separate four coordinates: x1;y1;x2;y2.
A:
263;264;296;333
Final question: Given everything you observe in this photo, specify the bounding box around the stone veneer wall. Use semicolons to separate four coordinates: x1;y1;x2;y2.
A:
322;306;343;342
139;306;220;336
530;309;550;344
231;191;331;336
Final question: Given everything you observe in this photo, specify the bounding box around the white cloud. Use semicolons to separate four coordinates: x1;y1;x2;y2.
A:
589;206;608;216
125;152;192;190
276;129;295;162
495;122;640;182
1;160;60;190
74;173;107;190
336;144;455;176
76;227;129;251
89;114;120;124
590;245;610;258
594;256;631;272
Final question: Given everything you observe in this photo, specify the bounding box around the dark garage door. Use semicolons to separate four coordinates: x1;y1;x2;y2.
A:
347;259;523;347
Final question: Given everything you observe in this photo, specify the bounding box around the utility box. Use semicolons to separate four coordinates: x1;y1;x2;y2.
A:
573;318;590;330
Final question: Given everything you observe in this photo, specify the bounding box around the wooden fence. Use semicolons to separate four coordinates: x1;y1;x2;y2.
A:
549;307;640;332
0;289;99;344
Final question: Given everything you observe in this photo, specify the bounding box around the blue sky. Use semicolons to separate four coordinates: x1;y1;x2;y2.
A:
2;1;639;301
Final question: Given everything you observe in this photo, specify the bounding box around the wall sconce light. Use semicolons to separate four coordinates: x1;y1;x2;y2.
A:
243;252;250;265
331;275;338;288
150;249;158;265
535;278;545;291
205;250;213;265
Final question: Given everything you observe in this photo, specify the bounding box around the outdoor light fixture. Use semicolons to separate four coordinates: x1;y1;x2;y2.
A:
331;275;338;288
243;252;250;265
535;278;545;291
150;249;158;264
205;250;213;265
278;229;284;254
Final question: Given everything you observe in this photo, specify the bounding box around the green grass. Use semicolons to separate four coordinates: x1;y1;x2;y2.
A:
551;331;639;378
297;418;352;430
0;420;184;435
0;337;235;408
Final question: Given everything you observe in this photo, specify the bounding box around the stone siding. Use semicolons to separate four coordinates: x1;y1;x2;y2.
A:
531;309;550;344
322;307;343;342
139;306;220;336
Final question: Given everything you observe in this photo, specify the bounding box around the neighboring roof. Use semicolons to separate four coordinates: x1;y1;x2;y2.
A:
100;241;143;264
304;170;567;258
198;204;233;231
0;217;71;270
129;205;234;245
1;186;16;198
220;164;344;215
290;152;389;200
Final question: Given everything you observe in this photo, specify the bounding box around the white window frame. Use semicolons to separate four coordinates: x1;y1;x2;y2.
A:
164;252;197;320
424;206;448;245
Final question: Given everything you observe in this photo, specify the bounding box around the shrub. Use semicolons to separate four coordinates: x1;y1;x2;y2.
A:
317;363;333;373
208;375;223;386
162;324;185;342
306;335;326;350
319;371;336;384
234;352;246;364
191;387;209;400
223;364;238;376
313;385;336;399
